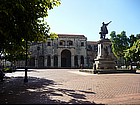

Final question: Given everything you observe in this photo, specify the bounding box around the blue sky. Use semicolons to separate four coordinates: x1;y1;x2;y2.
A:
46;0;140;41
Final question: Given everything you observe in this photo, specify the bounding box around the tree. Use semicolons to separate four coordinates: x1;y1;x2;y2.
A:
129;34;137;47
124;39;140;63
0;0;61;60
136;34;140;40
110;31;140;67
110;31;129;60
0;0;61;82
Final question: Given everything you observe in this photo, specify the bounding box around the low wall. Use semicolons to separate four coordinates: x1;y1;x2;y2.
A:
79;69;137;74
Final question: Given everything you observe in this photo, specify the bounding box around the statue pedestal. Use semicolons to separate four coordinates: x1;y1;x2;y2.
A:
94;39;116;73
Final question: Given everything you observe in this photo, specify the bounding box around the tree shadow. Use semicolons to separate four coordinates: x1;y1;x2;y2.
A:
56;88;86;99
0;77;103;105
15;69;37;72
79;90;96;94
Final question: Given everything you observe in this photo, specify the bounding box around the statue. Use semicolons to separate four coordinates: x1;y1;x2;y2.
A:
99;21;112;39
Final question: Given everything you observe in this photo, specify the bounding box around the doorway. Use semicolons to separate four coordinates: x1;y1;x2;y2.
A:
61;50;71;67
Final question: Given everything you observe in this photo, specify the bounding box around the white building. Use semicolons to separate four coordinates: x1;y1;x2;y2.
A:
16;34;102;68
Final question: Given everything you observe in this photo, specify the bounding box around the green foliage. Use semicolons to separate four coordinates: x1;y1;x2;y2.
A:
4;44;27;61
124;39;140;62
0;0;61;61
136;34;140;39
129;34;136;47
110;31;129;58
49;33;59;40
3;67;13;73
110;31;140;65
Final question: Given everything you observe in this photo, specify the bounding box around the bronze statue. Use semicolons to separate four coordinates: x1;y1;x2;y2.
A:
99;21;112;39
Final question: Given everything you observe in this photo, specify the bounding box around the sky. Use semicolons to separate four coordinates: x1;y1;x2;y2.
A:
46;0;140;41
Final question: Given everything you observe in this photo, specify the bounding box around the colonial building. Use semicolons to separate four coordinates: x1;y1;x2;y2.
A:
16;34;103;68
87;41;98;67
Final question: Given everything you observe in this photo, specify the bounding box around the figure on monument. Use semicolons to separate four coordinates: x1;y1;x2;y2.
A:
99;21;112;39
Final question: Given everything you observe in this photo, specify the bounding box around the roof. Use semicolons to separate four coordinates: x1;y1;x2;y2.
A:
87;41;98;45
58;34;86;38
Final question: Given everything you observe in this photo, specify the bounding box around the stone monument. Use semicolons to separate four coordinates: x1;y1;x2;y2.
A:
94;21;116;73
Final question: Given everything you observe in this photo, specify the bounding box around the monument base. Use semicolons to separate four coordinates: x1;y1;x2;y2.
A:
79;69;136;74
94;39;116;73
95;58;116;70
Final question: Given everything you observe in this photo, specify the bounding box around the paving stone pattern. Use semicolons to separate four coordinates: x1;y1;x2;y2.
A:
1;69;140;105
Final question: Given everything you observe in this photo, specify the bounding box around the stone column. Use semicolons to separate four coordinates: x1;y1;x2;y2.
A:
44;56;47;67
97;44;103;58
35;57;38;68
58;55;61;67
84;57;86;67
51;56;54;67
71;55;74;68
78;55;81;67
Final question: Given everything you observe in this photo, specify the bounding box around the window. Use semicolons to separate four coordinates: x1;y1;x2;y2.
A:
81;42;84;46
87;45;92;50
67;40;73;46
59;40;65;46
59;41;62;45
93;45;98;52
47;42;51;46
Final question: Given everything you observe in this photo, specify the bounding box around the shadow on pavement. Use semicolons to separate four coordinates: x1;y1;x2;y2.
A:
15;69;36;72
0;77;103;105
136;72;140;74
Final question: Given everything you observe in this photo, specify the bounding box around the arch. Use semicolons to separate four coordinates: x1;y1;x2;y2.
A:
61;49;71;67
54;55;58;67
80;55;84;65
38;56;44;67
47;55;51;67
74;55;78;67
29;57;35;67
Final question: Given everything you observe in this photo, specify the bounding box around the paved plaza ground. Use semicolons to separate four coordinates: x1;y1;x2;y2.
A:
0;69;140;105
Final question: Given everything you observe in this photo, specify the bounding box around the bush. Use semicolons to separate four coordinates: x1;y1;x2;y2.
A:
3;67;13;73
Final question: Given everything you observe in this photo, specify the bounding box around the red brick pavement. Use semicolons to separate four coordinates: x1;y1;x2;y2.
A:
2;69;140;105
50;70;140;104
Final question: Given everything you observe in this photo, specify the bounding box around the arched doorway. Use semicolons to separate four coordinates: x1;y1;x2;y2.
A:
28;57;35;67
38;56;44;67
54;55;58;67
80;55;84;65
74;55;78;67
61;50;71;67
47;55;51;67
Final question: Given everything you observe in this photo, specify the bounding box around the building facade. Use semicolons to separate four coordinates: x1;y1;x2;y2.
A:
87;41;98;67
16;34;103;68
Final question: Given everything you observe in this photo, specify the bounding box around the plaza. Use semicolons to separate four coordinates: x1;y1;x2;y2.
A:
1;69;140;105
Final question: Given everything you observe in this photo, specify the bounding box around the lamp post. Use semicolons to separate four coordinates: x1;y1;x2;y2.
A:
24;40;28;83
0;53;2;69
